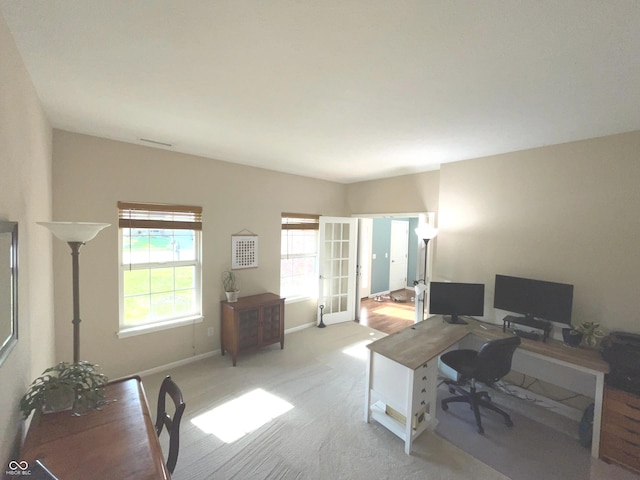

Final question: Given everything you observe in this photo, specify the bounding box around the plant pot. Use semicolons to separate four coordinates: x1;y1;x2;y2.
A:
43;385;75;414
562;328;583;348
225;290;239;303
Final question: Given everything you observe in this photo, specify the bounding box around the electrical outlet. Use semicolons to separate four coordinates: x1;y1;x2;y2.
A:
207;327;214;337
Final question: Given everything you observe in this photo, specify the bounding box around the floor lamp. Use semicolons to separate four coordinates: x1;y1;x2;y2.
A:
413;225;438;323
38;222;110;363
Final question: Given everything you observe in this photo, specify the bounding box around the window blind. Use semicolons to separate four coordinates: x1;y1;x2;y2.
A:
281;213;320;230
118;202;202;230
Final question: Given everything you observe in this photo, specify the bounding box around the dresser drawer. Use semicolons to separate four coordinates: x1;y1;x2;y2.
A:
600;386;640;474
600;431;640;472
604;387;640;420
601;414;640;445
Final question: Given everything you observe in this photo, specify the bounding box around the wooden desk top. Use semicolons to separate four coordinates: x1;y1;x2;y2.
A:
367;316;609;374
468;319;609;373
20;376;170;480
366;316;470;370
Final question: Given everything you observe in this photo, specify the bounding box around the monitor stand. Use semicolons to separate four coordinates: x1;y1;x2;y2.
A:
443;315;468;325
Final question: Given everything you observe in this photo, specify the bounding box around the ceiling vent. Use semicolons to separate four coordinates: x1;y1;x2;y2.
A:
138;137;173;148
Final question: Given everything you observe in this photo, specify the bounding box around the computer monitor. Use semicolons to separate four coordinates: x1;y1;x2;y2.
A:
493;274;573;324
429;282;485;324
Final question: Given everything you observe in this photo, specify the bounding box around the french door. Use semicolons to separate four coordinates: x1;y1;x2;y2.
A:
318;217;358;326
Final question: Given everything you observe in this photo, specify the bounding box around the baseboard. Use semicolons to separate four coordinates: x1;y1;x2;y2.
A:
128;322;316;379
132;350;218;378
285;321;315;334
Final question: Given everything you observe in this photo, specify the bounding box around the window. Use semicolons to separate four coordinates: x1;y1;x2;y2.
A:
118;202;202;337
281;213;319;301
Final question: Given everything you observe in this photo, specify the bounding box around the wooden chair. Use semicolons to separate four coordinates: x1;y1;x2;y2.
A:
155;376;186;473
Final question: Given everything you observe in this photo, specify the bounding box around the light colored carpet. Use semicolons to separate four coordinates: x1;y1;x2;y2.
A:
142;322;637;480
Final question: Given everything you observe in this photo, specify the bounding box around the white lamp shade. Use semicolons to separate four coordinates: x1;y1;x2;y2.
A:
414;282;428;295
38;222;110;242
415;224;438;241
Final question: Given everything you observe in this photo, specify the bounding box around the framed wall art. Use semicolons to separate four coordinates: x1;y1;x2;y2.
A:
231;232;258;269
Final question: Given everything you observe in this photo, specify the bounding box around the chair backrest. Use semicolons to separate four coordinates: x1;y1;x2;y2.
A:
475;336;521;384
155;376;186;474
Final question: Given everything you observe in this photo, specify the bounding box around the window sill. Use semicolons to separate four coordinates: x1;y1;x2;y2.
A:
117;315;203;339
285;296;316;305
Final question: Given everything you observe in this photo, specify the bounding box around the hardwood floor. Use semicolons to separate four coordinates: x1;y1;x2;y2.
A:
357;289;417;334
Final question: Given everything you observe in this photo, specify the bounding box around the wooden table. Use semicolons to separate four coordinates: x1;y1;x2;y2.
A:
364;316;609;457
20;376;170;480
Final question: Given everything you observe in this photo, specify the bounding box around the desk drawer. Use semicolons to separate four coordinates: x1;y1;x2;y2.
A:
412;361;438;413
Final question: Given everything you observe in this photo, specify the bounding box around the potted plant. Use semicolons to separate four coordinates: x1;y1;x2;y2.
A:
222;270;239;302
574;321;605;348
20;361;108;418
562;321;605;348
562;326;583;347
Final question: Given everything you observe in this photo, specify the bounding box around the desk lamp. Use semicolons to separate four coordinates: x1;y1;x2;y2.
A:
414;225;438;323
38;222;110;363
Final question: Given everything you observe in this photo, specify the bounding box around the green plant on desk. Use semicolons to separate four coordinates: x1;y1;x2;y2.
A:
571;321;605;348
20;361;108;418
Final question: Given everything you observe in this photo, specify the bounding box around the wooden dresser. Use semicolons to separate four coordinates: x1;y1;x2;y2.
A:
600;385;640;474
221;293;284;366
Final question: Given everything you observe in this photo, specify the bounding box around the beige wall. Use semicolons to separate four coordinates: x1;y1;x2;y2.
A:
437;131;640;333
52;131;348;378
0;13;54;466
346;170;440;215
348;132;640;334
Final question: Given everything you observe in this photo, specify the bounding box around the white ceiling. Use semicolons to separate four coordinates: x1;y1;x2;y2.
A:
2;1;640;183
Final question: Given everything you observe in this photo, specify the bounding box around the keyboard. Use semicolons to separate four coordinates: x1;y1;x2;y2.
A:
514;329;540;341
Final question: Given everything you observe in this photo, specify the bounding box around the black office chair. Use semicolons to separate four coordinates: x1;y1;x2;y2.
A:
155;376;186;473
438;336;521;434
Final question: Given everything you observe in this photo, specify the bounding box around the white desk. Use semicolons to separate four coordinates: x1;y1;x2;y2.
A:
364;316;609;457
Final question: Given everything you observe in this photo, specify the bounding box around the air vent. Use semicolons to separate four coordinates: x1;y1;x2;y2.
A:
138;137;173;148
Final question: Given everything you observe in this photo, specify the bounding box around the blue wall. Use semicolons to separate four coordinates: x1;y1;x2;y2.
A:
371;219;391;294
370;218;417;295
407;217;419;284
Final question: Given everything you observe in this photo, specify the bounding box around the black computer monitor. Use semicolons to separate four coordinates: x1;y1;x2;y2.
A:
429;282;485;324
493;274;573;324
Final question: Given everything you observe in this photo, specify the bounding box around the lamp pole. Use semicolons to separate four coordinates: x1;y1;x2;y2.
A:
421;238;430;322
69;241;84;363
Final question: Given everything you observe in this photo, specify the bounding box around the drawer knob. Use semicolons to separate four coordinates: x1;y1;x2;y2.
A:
421;388;426;393
422;376;427;381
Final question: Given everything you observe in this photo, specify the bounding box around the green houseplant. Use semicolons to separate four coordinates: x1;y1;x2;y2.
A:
573;321;605;348
222;270;239;302
20;361;108;418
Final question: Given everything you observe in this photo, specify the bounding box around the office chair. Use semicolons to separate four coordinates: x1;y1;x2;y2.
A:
438;336;521;434
155;376;186;473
